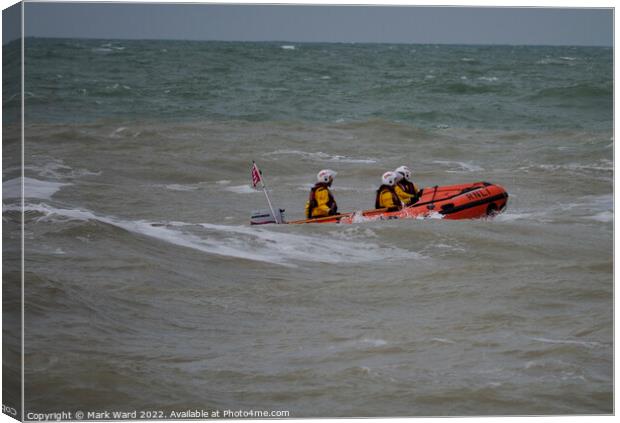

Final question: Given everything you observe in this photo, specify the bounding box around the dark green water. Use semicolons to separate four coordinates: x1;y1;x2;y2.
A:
16;39;613;131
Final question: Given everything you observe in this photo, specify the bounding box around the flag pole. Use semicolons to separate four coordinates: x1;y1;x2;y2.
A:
253;161;281;224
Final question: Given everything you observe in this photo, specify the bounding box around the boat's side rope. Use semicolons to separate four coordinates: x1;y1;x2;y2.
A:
426;185;439;210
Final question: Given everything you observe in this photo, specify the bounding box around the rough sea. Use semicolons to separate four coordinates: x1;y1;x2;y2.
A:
2;39;613;416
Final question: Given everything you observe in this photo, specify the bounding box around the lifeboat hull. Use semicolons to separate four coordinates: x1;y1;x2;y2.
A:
288;182;508;224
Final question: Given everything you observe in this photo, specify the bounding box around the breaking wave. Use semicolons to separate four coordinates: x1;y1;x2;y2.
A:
9;202;422;268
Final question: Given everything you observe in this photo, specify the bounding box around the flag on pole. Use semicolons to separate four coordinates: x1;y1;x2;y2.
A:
251;162;262;188
250;161;281;223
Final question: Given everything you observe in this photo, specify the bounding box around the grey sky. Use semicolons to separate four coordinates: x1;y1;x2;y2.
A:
2;2;21;44
6;2;615;46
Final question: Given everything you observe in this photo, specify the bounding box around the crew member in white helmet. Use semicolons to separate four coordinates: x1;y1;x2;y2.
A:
375;171;403;212
394;165;420;206
305;169;338;219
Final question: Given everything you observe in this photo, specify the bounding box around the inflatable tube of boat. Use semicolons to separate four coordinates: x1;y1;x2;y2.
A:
286;181;508;224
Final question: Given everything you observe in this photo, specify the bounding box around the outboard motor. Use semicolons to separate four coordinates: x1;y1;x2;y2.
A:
250;208;285;225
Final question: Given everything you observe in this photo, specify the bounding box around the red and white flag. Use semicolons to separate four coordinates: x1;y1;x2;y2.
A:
251;162;262;188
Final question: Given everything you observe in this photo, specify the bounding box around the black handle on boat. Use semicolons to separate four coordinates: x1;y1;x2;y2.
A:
427;185;439;210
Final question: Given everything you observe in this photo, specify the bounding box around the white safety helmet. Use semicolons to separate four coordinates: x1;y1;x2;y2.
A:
382;171;398;187
395;165;412;181
317;169;337;184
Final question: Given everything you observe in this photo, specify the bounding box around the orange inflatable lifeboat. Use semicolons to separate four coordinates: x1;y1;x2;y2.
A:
287;181;508;224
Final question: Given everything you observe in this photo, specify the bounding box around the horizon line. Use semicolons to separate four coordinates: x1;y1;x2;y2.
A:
13;35;613;48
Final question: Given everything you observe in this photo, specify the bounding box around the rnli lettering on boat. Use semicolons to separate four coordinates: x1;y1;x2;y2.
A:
466;188;490;201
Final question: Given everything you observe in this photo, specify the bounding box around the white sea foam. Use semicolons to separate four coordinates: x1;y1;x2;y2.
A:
26;160;101;180
198;222;422;265
281;45;296;50
11;203;293;266
2;177;70;200
13;202;421;267
558;194;613;221
433;160;483;172
588;211;613;223
328;338;388;352
536;58;553;65
337;226;378;239
479;76;499;82
531;337;605;349
163;184;199;192
580;194;613;209
499;194;612;225
432;243;465;252
535;161;612;173
4;92;20;103
264;149;376;164
224;185;256;194
4;202;97;222
536;57;577;66
100;43;124;51
426;211;445;220
576;194;613;223
110;127;129;138
431;338;456;344
350;211;379;224
359;338;388;347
